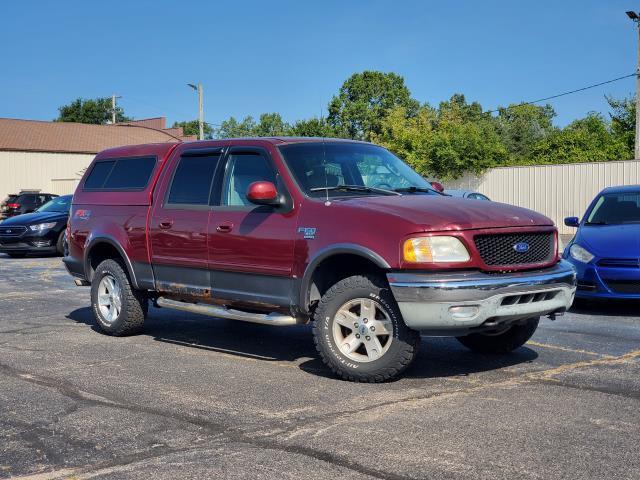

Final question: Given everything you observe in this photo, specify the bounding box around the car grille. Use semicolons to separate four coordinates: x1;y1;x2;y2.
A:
603;279;640;294
597;258;640;268
474;232;555;267
0;226;27;236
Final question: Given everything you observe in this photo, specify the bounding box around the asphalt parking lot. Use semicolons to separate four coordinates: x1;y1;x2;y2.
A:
0;256;638;480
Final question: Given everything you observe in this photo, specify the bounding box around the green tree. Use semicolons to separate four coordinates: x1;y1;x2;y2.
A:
172;120;213;139
328;71;419;140
496;103;556;161
216;116;257;138
253;113;290;136
55;97;130;124
607;95;635;153
373;104;507;180
529;113;631;164
288;117;340;137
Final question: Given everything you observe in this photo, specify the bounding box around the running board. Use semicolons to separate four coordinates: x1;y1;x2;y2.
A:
156;297;299;326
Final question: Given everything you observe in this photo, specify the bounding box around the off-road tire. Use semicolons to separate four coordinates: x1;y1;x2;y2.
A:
91;259;147;336
55;231;66;256
456;317;539;354
313;274;420;382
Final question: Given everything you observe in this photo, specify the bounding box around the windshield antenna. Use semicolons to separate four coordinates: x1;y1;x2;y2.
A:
322;137;330;206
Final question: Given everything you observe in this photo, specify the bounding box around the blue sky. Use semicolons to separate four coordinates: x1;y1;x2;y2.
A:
0;0;638;127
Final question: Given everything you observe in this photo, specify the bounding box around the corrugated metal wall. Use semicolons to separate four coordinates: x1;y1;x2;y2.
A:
447;160;640;234
0;151;94;198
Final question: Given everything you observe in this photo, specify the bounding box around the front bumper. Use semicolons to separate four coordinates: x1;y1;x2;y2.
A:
566;257;640;299
387;260;576;335
0;226;62;256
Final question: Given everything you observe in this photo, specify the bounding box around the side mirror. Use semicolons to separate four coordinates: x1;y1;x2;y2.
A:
246;181;281;206
564;216;580;227
430;181;444;193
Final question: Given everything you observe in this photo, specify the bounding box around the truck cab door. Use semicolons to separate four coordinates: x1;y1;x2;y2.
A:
149;147;223;296
207;145;298;309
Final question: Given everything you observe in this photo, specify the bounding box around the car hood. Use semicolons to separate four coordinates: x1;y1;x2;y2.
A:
0;211;67;226
577;224;640;258
335;194;553;231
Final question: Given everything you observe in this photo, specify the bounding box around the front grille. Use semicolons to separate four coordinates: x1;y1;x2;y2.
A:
474;232;554;267
0;226;27;236
598;258;640;268
603;279;640;294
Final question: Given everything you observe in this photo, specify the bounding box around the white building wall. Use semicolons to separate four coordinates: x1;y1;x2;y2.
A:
0;151;94;197
446;159;640;234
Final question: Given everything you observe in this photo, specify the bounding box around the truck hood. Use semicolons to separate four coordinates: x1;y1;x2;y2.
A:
337;195;553;231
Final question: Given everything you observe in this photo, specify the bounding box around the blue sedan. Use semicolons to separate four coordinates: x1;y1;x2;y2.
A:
563;185;640;299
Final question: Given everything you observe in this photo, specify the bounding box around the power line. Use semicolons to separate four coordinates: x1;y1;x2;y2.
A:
486;73;637;114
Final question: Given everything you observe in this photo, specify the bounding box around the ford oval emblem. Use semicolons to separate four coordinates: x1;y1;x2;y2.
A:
513;242;530;253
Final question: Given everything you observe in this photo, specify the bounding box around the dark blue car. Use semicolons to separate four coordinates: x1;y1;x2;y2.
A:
563;185;640;299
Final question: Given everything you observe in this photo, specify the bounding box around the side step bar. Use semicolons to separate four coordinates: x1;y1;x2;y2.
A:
156;297;300;326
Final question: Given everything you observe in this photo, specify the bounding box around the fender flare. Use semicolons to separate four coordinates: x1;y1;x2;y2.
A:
298;243;391;314
84;235;140;289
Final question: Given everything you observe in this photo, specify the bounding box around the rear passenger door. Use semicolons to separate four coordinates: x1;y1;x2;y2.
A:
149;148;223;296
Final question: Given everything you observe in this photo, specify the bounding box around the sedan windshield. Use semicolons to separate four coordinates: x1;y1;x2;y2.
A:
586;192;640;225
37;195;72;213
278;142;437;197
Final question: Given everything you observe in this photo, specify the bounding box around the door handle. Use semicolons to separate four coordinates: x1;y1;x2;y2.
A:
158;220;173;230
216;222;234;233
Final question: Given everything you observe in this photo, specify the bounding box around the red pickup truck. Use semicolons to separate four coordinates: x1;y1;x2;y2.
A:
64;138;576;382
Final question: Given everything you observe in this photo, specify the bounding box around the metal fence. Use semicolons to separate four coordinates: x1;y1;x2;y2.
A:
446;159;640;234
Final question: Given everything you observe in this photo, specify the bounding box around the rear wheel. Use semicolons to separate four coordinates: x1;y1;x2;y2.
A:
456;317;539;354
312;274;420;382
90;259;147;336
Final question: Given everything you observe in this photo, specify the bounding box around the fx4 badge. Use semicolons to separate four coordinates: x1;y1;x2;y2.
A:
297;227;317;239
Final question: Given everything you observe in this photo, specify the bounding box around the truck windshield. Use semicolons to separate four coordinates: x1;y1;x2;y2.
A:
278;142;437;197
586;192;640;225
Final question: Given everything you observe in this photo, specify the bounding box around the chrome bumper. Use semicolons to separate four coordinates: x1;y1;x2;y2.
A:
386;260;577;335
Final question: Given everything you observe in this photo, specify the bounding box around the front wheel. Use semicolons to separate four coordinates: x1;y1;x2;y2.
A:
456;317;539;354
90;259;147;336
312;274;420;382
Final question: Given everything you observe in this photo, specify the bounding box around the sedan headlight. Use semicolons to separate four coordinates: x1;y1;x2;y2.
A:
403;236;470;263
29;222;57;232
569;243;594;263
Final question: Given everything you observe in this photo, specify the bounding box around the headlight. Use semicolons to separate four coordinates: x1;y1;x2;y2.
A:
403;236;470;263
569;243;594;263
29;222;57;232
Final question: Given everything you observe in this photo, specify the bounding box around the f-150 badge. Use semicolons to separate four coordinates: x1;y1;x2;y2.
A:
297;227;317;239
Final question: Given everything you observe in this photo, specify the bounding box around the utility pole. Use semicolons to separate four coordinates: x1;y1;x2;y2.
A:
626;11;640;158
111;94;122;124
188;83;204;140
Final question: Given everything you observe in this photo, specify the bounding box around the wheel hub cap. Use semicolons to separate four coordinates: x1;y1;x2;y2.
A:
332;298;393;363
97;274;122;324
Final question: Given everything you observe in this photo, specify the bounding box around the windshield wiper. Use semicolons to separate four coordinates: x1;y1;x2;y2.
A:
393;186;444;195
585;221;609;225
310;185;400;196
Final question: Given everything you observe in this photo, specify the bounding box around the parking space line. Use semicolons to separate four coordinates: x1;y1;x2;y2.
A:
526;341;614;358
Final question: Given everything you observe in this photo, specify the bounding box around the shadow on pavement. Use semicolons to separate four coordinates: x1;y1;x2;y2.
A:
570;298;640;317
67;306;538;381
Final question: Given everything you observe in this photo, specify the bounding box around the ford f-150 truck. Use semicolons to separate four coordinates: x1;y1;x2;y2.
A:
64;138;576;382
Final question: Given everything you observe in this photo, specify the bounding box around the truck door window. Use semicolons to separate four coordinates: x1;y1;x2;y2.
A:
167;155;219;206
221;153;276;206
